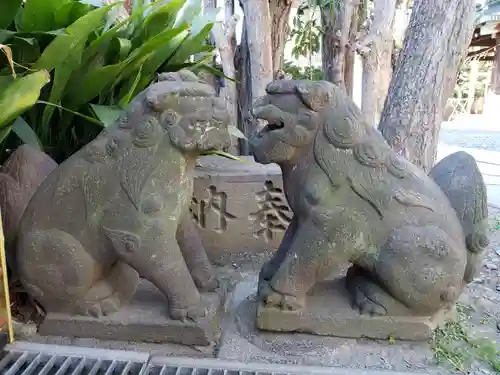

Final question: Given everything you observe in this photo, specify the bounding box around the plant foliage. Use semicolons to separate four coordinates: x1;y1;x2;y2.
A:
0;0;219;162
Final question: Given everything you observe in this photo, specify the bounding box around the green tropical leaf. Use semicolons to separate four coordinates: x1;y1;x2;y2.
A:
0;30;15;44
118;65;142;107
22;0;72;32
137;0;186;42
42;38;86;126
131;31;188;94
54;1;93;29
168;23;214;65
0;70;50;130
89;103;123;126
33;3;119;72
37;100;103;126
65;62;126;109
0;0;22;29
173;0;203;28
12;116;42;150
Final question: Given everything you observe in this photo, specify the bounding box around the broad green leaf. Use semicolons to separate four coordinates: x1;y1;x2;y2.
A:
174;0;203;28
118;65;142;107
137;0;186;43
65;63;126;109
37;100;103;126
0;70;50;130
168;23;214;65
191;7;220;36
131;31;188;94
0;44;16;78
33;3;119;72
22;0;71;32
0;0;22;29
12;116;42;150
116;25;189;84
81;1;158;66
105;37;132;64
90;104;123;127
10;36;41;66
54;2;93;29
42;39;86;127
0;30;15;44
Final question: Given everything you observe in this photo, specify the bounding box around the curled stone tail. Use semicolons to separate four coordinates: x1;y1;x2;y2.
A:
429;151;489;283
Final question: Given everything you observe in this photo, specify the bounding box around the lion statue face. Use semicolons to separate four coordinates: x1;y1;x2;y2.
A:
249;80;339;164
124;70;232;156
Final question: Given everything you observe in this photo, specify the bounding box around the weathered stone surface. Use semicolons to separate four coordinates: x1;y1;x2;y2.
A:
256;278;455;340
15;70;230;335
192;156;291;259
38;280;222;346
0;145;57;251
248;79;488;333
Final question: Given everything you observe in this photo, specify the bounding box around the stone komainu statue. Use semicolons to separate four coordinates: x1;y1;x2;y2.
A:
249;80;489;316
15;70;231;321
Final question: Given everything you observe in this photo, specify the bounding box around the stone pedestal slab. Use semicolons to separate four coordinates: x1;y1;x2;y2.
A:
38;280;222;346
193;156;291;259
256;278;455;341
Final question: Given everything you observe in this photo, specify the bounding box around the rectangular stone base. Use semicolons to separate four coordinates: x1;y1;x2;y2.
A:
256;278;455;341
38;280;222;346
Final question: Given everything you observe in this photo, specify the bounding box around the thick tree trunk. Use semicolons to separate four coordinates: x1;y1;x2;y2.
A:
240;0;274;134
212;2;239;154
269;0;293;77
235;21;253;155
344;2;361;97
358;0;397;126
377;0;475;173
321;1;356;87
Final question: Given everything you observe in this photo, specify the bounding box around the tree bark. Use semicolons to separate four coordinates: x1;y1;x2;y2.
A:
344;2;361;97
269;0;293;77
239;0;274;140
321;0;356;87
212;3;240;154
358;0;397;125
377;0;475;173
235;20;253;155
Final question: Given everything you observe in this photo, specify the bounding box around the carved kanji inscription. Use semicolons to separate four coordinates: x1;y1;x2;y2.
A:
250;180;292;242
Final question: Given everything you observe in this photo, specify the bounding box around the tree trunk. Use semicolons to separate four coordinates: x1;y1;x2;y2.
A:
235;20;254;155
212;2;240;154
269;0;293;77
344;2;361;97
358;0;397;125
377;0;475;173
321;0;356;87
239;0;274;136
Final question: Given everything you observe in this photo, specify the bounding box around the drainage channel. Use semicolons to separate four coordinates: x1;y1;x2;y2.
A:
0;341;421;375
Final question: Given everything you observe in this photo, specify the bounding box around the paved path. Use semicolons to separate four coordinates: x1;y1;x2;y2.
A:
438;116;500;208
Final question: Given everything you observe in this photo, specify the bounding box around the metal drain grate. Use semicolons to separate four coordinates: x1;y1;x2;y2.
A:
0;341;420;375
0;342;149;375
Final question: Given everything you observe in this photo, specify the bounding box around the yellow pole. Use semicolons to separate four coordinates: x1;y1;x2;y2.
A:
0;211;14;344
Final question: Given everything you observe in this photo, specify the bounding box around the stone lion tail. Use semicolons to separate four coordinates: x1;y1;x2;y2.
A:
0;145;57;270
429;151;489;283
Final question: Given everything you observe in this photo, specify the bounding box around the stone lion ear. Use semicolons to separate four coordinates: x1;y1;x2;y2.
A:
295;81;335;112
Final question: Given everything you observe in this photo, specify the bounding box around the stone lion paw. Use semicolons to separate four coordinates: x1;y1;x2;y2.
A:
348;282;387;317
197;275;219;293
260;285;304;311
170;300;208;323
83;295;121;318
